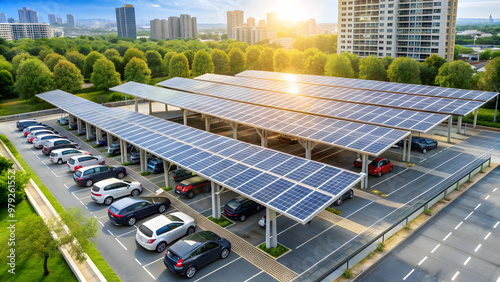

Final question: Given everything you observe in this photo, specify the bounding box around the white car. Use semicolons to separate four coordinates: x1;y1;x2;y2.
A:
67;155;105;172
27;129;56;142
33;134;65;148
90;178;143;205
23;125;49;136
50;149;91;164
136;212;196;253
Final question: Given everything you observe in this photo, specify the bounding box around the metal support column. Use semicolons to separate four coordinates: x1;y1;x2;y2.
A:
183;109;187;126
134;97;138;112
165;104;168;114
107;133;113;148
447;116;452;143
255;129;268;148
204;115;212;132
407;134;412;163
148;101;152;115
163;160;171;189
298;140;317;160
96;128;102;141
457;116;462;134
473;109;478;128
361;154;368;189
211;183;221;219
77;118;82;132
265;208;277;248
69;114;75;125
494;94;499;123
230;121;238;140
86;125;91;140
402;136;407;162
139;149;146;172
120;139;126;164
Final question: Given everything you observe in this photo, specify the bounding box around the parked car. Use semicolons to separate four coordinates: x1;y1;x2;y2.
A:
42;142;80;155
175;176;211;199
172;170;196;182
96;132;108;147
27;130;58;143
396;137;438;154
17;120;42;131
42;138;77;150
107;197;171;226
278;134;298;144
57;116;69;125
78;124;86;135
333;189;354;206
258;215;266;228
23;125;54;136
67;155;105;172
224;196;262;222
136;212;196;253
50;149;90;164
128;148;140;164
73;165;126;187
90;178;143;205
87;131;96;141
107;142;133;155
163;231;231;278
33;134;67;148
69;123;77;130
366;158;393;177
147;157;164;174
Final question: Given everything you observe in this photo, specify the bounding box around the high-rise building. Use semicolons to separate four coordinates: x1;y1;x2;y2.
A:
232;26;277;45
258;19;266;27
180;14;193;38
67;14;76;27
337;0;458;62
0;13;7;23
489;14;494;24
48;14;57;25
0;23;54;41
8;18;15;23
227;10;244;39
18;7;39;23
168;16;180;40
57;17;64;25
304;19;317;37
267;12;278;30
191;17;197;39
247;17;255;27
115;4;136;39
150;19;169;40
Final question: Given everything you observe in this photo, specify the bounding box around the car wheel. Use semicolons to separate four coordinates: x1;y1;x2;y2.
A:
131;189;140;197
186;226;195;235
349;191;354;199
378;171;382;177
240;214;246;222
104;197;113;205
204;184;211;193
156;241;167;253
390;166;393;172
220;248;230;259
187;191;195;199
117;172;125;179
337;198;343;206
185;266;196;279
85;179;93;187
422;148;427;154
57;158;63;165
158;204;167;213
127;216;136;226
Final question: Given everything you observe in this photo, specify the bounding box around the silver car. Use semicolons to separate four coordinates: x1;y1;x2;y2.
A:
33;134;65;148
90;178;143;205
50;149;91;164
136;212;196;253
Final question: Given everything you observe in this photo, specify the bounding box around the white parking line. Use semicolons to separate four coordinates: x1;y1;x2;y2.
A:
431;244;440;253
443;232;452;241
193;257;242;282
98;221;104;227
451;271;460;281
115;238;127;250
485;195;490;200
454;222;463;230
135;258;142;265
474;244;482;252
143;267;156;280
244;270;263;282
418;256;427;266
495;222;499;229
277;222;299;236
464;211;473;220
464;256;471;266
107;229;114;235
64;183;73;189
403;269;414;280
474;203;481;210
117;227;138;237
372;168;409;187
71;192;85;205
51;170;64;178
493;188;498;192
484;232;491;240
296;224;336;249
142;257;163;268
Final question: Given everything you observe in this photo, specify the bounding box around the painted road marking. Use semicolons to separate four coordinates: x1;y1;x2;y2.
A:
451;271;460;281
418;256;427;266
403;269;414;280
454;221;463;230
474;244;482;252
464;257;471;266
485;232;491;240
98;220;104;227
135;258;142;265
115;238;127;250
475;204;481;210
244;271;263;282
493;188;497;192
117;227;138;237
464;211;473;220
431;244;440;253
107;229;114;235
495;222;500;229
143;266;156;280
443;232;452;241
194;257;242;282
485;195;490;200
142;257;163;268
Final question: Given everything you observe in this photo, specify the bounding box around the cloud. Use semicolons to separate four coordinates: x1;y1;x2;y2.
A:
151;4;161;7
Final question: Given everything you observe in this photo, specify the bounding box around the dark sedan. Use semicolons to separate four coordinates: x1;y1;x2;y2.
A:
164;231;231;278
333;189;354;206
73;165;127;187
396;137;438;154
224;196;262;222
17;120;42;131
172;170;196;182
43;142;80;155
108;197;171;226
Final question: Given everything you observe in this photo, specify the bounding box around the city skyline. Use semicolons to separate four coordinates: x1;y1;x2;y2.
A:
0;0;497;25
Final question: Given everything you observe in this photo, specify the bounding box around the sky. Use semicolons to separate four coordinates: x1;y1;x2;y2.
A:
0;0;498;24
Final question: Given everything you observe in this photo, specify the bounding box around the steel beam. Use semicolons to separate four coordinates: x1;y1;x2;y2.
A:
211;183;221;219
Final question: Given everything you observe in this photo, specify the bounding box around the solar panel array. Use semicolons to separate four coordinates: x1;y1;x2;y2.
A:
37;90;363;224
196;73;484;116
237;70;498;102
158;78;450;133
111;82;409;156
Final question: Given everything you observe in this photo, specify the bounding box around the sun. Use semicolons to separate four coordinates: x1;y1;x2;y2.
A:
280;6;305;21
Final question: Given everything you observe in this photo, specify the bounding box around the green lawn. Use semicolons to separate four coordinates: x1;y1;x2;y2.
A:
0;200;77;282
463;108;500;128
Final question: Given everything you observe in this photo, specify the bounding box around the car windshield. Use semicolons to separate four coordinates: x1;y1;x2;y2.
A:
50;152;56;157
74;170;81;177
68;159;75;165
138;225;153;237
368;160;380;166
109;206;119;215
226;200;240;210
164;214;182;222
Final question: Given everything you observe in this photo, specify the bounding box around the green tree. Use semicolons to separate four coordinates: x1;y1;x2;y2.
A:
274;48;290;72
0;56;13;74
228;48;246;75
221;34;228;40
0;69;15;98
53;60;84;93
64;51;85;72
259;48;274;71
387;57;421;84
419;63;435;86
211;49;229;75
169;53;190;78
455;45;474;55
38;48;54;62
304;51;328;75
435;60;474;89
122;47;145;69
288;49;304;74
15;59;54;100
145;50;163;77
479;57;500;92
162;52;176;77
77;44;92;56
12;53;32;79
325;54;354;78
82;51;104;79
90;57;121;92
479;50;491;61
245;46;261;70
424;54;446;70
340;52;359;77
124;57;151;83
380;56;394;72
0;156;28;204
182;50;195;69
192;49;214;77
43;53;66;72
103;48;120;59
59;207;98;263
358;55;386;80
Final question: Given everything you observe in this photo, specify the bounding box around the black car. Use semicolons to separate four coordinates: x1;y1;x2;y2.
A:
333;189;354;206
73;165;127;187
69;123;77;130
173;170;196;182
17;120;42;131
147;157;164;174
108;197;171;226
164;231;231;278
42;142;80;155
397;137;438;154
224;196;262;222
96;132;108;146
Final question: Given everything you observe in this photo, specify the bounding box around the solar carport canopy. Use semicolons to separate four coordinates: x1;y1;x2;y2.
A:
111;82;409;156
237;70;498;102
158;78;450;133
196;73;484;117
37;90;363;224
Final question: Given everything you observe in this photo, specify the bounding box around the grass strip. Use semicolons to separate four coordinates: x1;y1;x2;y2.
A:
208;216;233;228
258;243;289;258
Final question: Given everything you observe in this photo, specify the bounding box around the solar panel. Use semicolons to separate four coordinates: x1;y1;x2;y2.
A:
157;78;449;133
236;70;498;102
195;73;485;117
37;90;363;224
111;82;409;156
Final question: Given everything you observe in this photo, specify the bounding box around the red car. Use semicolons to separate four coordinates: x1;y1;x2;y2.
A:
354;157;393;177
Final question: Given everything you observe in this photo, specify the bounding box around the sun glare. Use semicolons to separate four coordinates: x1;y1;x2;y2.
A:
280;6;304;21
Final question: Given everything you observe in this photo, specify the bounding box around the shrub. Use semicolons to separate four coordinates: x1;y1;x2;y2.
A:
343;268;353;278
208;216;233;227
424;208;432;215
376;242;384;252
258;243;289;258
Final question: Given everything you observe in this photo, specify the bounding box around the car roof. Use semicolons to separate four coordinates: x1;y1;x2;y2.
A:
143;214;174;230
373;158;388;162
111;197;143;210
180;176;207;184
170;231;220;256
51;148;81;153
231;195;248;203
77;164;107;172
94;178;122;187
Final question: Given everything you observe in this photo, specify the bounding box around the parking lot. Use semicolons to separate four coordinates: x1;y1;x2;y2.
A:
4;103;500;281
